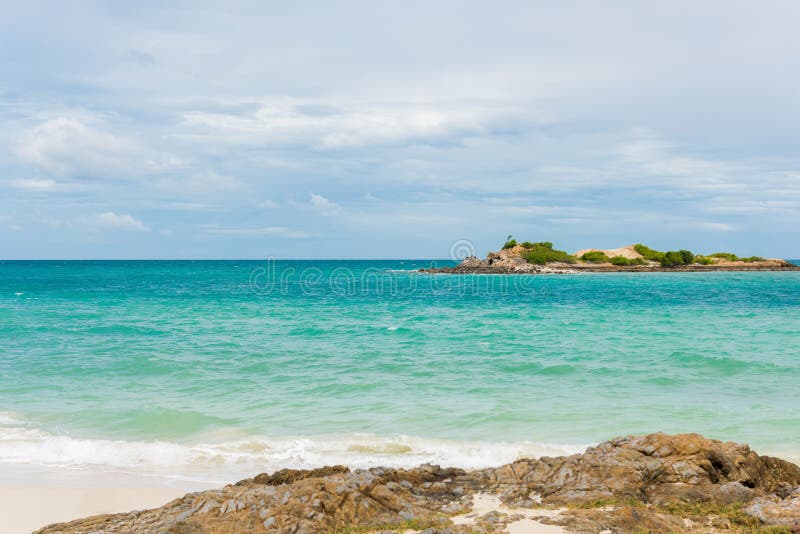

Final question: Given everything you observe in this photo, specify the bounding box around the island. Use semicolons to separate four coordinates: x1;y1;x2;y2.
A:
424;239;800;274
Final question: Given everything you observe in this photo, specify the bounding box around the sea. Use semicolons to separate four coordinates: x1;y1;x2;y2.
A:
1;260;799;485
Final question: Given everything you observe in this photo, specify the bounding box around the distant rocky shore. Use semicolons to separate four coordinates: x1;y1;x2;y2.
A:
423;242;800;274
39;433;800;533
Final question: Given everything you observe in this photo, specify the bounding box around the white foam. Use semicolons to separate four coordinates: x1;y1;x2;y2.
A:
0;414;584;483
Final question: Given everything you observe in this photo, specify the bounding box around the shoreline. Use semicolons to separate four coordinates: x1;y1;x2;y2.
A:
421;263;800;275
29;433;800;532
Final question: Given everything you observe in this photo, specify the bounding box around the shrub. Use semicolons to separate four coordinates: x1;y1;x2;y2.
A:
740;256;765;262
710;252;739;261
633;244;665;262
660;250;687;268
522;243;576;265
695;255;713;265
609;255;646;266
520;241;533;248
502;235;518;249
678;250;694;264
580;251;610;263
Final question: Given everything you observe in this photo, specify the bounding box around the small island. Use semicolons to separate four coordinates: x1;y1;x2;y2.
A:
425;238;799;274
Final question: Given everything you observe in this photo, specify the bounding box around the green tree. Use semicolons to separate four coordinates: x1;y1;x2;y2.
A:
660;251;686;267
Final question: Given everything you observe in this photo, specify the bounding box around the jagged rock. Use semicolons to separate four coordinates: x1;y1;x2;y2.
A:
483;433;800;506
744;487;800;526
243;465;350;486
36;433;800;533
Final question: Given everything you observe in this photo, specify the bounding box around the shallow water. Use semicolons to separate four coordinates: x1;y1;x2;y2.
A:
1;260;799;482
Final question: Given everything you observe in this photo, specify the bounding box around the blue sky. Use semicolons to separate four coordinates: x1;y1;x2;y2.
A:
1;1;799;259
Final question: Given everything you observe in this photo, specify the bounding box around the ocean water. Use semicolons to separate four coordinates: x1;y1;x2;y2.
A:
1;260;799;483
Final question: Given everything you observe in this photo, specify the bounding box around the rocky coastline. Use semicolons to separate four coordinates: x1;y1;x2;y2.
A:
38;433;800;533
422;243;800;275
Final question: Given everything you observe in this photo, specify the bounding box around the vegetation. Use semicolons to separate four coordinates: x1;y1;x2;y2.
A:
710;252;739;261
503;240;768;268
331;517;445;533
678;249;694;264
633;244;665;262
580;251;610;263
570;498;789;532
660;250;686;267
569;497;643;510
659;501;777;531
521;242;576;265
704;252;766;263
634;244;698;268
609;255;645;266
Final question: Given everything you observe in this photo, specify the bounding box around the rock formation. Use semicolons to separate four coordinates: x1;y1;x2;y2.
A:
37;433;800;533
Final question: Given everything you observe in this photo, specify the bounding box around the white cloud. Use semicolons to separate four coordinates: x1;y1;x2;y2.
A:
700;222;736;232
202;225;308;238
8;224;22;231
156;202;215;211
9;178;58;191
309;193;342;215
14;115;177;179
121;49;156;67
95;211;148;231
613;132;733;184
180;100;519;150
154;171;242;193
17;117;143;177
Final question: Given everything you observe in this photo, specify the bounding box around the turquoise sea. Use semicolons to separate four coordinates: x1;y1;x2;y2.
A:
1;260;799;483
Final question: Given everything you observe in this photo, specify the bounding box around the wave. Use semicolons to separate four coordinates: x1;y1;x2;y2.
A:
0;413;584;483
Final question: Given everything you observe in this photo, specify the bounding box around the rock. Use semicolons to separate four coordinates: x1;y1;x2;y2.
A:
744;488;800;526
244;465;350;486
717;481;756;503
35;433;800;533
482;433;800;506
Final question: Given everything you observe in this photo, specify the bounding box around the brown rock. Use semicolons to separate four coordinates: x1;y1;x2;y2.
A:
36;433;800;533
745;488;800;527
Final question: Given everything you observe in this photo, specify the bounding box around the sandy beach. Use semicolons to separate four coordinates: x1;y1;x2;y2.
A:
0;464;214;534
0;485;184;534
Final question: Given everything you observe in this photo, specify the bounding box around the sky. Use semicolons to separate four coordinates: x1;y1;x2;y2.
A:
1;1;799;259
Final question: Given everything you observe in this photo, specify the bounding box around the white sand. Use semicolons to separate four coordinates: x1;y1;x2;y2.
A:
451;493;567;533
0;464;216;534
0;485;186;534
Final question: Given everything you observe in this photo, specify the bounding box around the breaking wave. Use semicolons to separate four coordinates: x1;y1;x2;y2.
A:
0;413;584;483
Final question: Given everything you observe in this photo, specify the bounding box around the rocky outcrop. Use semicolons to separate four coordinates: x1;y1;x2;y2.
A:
37;433;800;533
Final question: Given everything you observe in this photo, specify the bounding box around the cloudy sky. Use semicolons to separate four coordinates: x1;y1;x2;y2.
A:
2;1;799;259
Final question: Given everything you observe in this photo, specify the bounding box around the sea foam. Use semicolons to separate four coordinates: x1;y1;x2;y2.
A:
0;413;582;483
